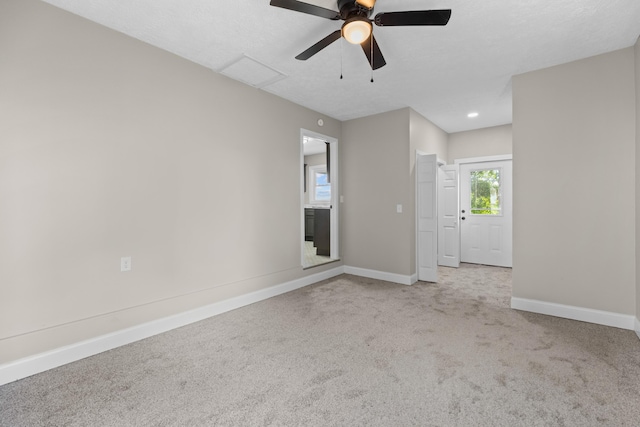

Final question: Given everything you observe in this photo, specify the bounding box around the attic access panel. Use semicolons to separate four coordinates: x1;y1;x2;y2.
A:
218;55;287;88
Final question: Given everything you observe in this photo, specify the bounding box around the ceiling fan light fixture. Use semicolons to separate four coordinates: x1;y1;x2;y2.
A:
342;18;372;44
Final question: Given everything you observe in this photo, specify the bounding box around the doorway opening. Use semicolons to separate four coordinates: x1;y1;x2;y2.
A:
301;129;339;268
417;153;512;282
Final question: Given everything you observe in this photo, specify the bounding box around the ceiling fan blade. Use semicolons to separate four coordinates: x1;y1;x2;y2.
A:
296;30;342;60
270;0;340;20
374;9;452;27
361;34;386;70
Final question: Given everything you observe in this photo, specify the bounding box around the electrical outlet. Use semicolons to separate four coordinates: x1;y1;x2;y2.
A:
397;204;403;213
120;257;132;272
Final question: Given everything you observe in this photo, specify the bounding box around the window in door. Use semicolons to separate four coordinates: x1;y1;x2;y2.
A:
309;165;330;204
470;168;502;215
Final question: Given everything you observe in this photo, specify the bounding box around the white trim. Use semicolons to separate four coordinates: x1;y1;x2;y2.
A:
635;317;640;341
300;132;306;268
414;150;422;286
0;266;344;386
511;297;636;331
328;137;339;260
410;273;418;285
344;265;413;286
454;154;512;165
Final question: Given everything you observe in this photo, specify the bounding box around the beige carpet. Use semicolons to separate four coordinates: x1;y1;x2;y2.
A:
1;264;639;426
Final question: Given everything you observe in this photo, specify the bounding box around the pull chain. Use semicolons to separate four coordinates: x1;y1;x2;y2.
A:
340;38;344;79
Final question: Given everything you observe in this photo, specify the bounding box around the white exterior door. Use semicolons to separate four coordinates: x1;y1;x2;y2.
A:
417;153;438;282
438;164;460;267
460;160;512;267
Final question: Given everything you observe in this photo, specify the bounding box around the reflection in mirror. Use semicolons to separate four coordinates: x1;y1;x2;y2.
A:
302;135;335;268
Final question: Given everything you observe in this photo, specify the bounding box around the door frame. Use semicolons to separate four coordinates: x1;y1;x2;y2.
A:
454;154;512;166
300;129;339;268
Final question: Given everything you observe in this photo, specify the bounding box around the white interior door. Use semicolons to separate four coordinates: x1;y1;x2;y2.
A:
417;153;438;282
460;160;512;267
438;164;460;267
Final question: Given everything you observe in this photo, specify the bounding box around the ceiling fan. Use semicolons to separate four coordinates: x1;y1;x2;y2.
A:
269;0;451;70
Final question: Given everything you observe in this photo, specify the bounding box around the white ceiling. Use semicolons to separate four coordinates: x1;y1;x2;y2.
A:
304;136;329;155
42;0;640;133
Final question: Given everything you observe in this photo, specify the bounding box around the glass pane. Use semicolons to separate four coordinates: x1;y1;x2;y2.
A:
316;172;328;186
314;172;331;201
315;185;331;201
470;169;501;215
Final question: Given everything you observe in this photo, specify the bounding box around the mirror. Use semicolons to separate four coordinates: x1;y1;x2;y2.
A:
302;134;337;268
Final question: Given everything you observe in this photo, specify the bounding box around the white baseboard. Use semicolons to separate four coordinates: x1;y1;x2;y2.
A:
343;265;413;286
511;297;636;331
635;318;640;341
0;266;344;387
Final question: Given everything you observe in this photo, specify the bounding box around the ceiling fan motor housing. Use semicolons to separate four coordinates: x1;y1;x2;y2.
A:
337;0;372;20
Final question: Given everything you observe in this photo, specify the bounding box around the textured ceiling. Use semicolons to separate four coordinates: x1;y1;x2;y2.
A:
41;0;640;133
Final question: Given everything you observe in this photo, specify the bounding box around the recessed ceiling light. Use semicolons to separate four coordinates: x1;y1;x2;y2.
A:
467;112;479;118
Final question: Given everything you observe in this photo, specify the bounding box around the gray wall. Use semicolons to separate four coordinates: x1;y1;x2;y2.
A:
448;125;512;163
410;109;449;163
512;47;636;315
341;108;448;279
0;0;341;364
342;109;412;276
